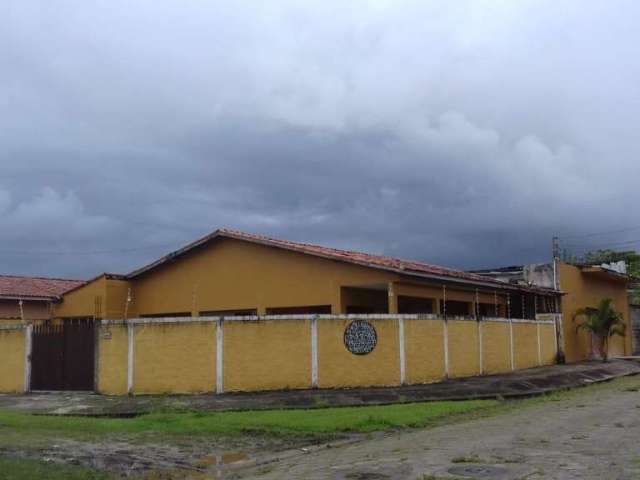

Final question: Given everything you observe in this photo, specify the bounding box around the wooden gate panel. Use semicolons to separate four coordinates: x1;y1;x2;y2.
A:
30;324;64;391
63;321;95;390
30;321;95;391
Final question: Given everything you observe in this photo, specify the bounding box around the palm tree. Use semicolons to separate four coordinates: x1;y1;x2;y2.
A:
573;298;626;362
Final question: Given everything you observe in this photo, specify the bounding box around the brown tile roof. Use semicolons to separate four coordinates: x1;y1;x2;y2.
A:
127;228;558;295
0;275;85;300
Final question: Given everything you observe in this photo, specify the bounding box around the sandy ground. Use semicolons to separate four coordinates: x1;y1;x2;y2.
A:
234;377;640;480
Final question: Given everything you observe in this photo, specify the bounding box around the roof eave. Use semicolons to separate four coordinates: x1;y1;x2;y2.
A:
126;229;560;295
0;295;57;302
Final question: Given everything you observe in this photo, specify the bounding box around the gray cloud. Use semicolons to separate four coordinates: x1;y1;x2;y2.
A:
1;0;639;278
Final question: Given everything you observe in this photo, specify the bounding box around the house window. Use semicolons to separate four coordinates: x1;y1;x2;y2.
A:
266;305;331;315
478;303;502;317
440;300;471;316
397;296;434;314
140;312;191;318
199;309;257;317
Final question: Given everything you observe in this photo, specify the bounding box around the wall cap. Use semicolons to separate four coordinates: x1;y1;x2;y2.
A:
99;314;559;326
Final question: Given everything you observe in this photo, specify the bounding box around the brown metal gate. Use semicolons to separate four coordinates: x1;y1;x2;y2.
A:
30;320;95;391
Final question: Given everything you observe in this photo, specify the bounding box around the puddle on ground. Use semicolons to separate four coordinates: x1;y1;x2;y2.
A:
344;473;390;480
448;464;509;478
196;452;249;468
140;455;250;480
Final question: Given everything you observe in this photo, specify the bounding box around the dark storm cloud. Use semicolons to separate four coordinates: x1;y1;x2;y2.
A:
1;0;639;278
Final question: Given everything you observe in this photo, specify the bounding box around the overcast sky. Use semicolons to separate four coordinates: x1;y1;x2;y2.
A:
1;1;639;279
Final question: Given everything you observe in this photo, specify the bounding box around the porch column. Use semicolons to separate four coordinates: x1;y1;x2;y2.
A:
388;282;398;314
331;285;344;314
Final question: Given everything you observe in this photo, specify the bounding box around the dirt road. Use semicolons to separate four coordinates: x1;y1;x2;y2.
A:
238;377;640;480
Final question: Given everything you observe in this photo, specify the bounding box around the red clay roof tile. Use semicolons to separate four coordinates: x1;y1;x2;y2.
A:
0;275;85;300
127;228;557;294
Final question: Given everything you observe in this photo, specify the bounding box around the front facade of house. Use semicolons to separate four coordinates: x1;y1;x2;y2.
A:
53;229;559;322
1;229;561;395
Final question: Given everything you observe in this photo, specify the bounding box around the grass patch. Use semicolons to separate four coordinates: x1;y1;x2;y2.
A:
0;375;638;443
0;399;497;438
0;457;110;480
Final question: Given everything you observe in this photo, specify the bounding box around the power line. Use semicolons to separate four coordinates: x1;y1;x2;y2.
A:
560;238;640;253
561;238;640;249
559;224;640;241
0;242;181;256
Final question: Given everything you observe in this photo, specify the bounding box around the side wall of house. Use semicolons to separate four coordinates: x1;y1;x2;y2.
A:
54;277;107;319
559;263;631;362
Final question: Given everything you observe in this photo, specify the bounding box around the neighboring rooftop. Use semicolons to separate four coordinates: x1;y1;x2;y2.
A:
127;228;557;294
0;275;85;300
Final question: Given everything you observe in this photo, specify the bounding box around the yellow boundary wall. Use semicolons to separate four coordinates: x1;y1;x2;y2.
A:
0;326;26;393
0;315;559;395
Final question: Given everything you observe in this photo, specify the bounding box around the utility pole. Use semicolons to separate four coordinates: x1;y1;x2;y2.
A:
552;235;565;363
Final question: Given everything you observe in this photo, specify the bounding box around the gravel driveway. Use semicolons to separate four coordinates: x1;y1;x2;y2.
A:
238;376;640;480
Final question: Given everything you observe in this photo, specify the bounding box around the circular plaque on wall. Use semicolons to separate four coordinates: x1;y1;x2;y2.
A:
344;320;377;355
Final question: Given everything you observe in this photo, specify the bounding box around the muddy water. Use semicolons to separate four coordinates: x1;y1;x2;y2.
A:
8;435;324;478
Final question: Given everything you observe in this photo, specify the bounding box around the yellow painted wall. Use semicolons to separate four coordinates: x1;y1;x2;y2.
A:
318;318;400;388
131;239;397;316
55;276;131;321
482;321;511;374
134;322;216;394
448;320;480;378
97;324;128;395
404;319;445;384
26;314;562;395
0;329;25;393
608;333;626;357
559;263;631;362
513;323;539;369
54;276;106;318
540;324;556;365
105;279;132;319
55;238;532;328
224;319;310;392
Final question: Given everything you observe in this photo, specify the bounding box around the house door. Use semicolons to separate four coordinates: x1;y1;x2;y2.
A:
30;319;95;391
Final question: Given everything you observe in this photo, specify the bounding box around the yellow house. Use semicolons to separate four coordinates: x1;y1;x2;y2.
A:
1;229;561;395
53;229;559;322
